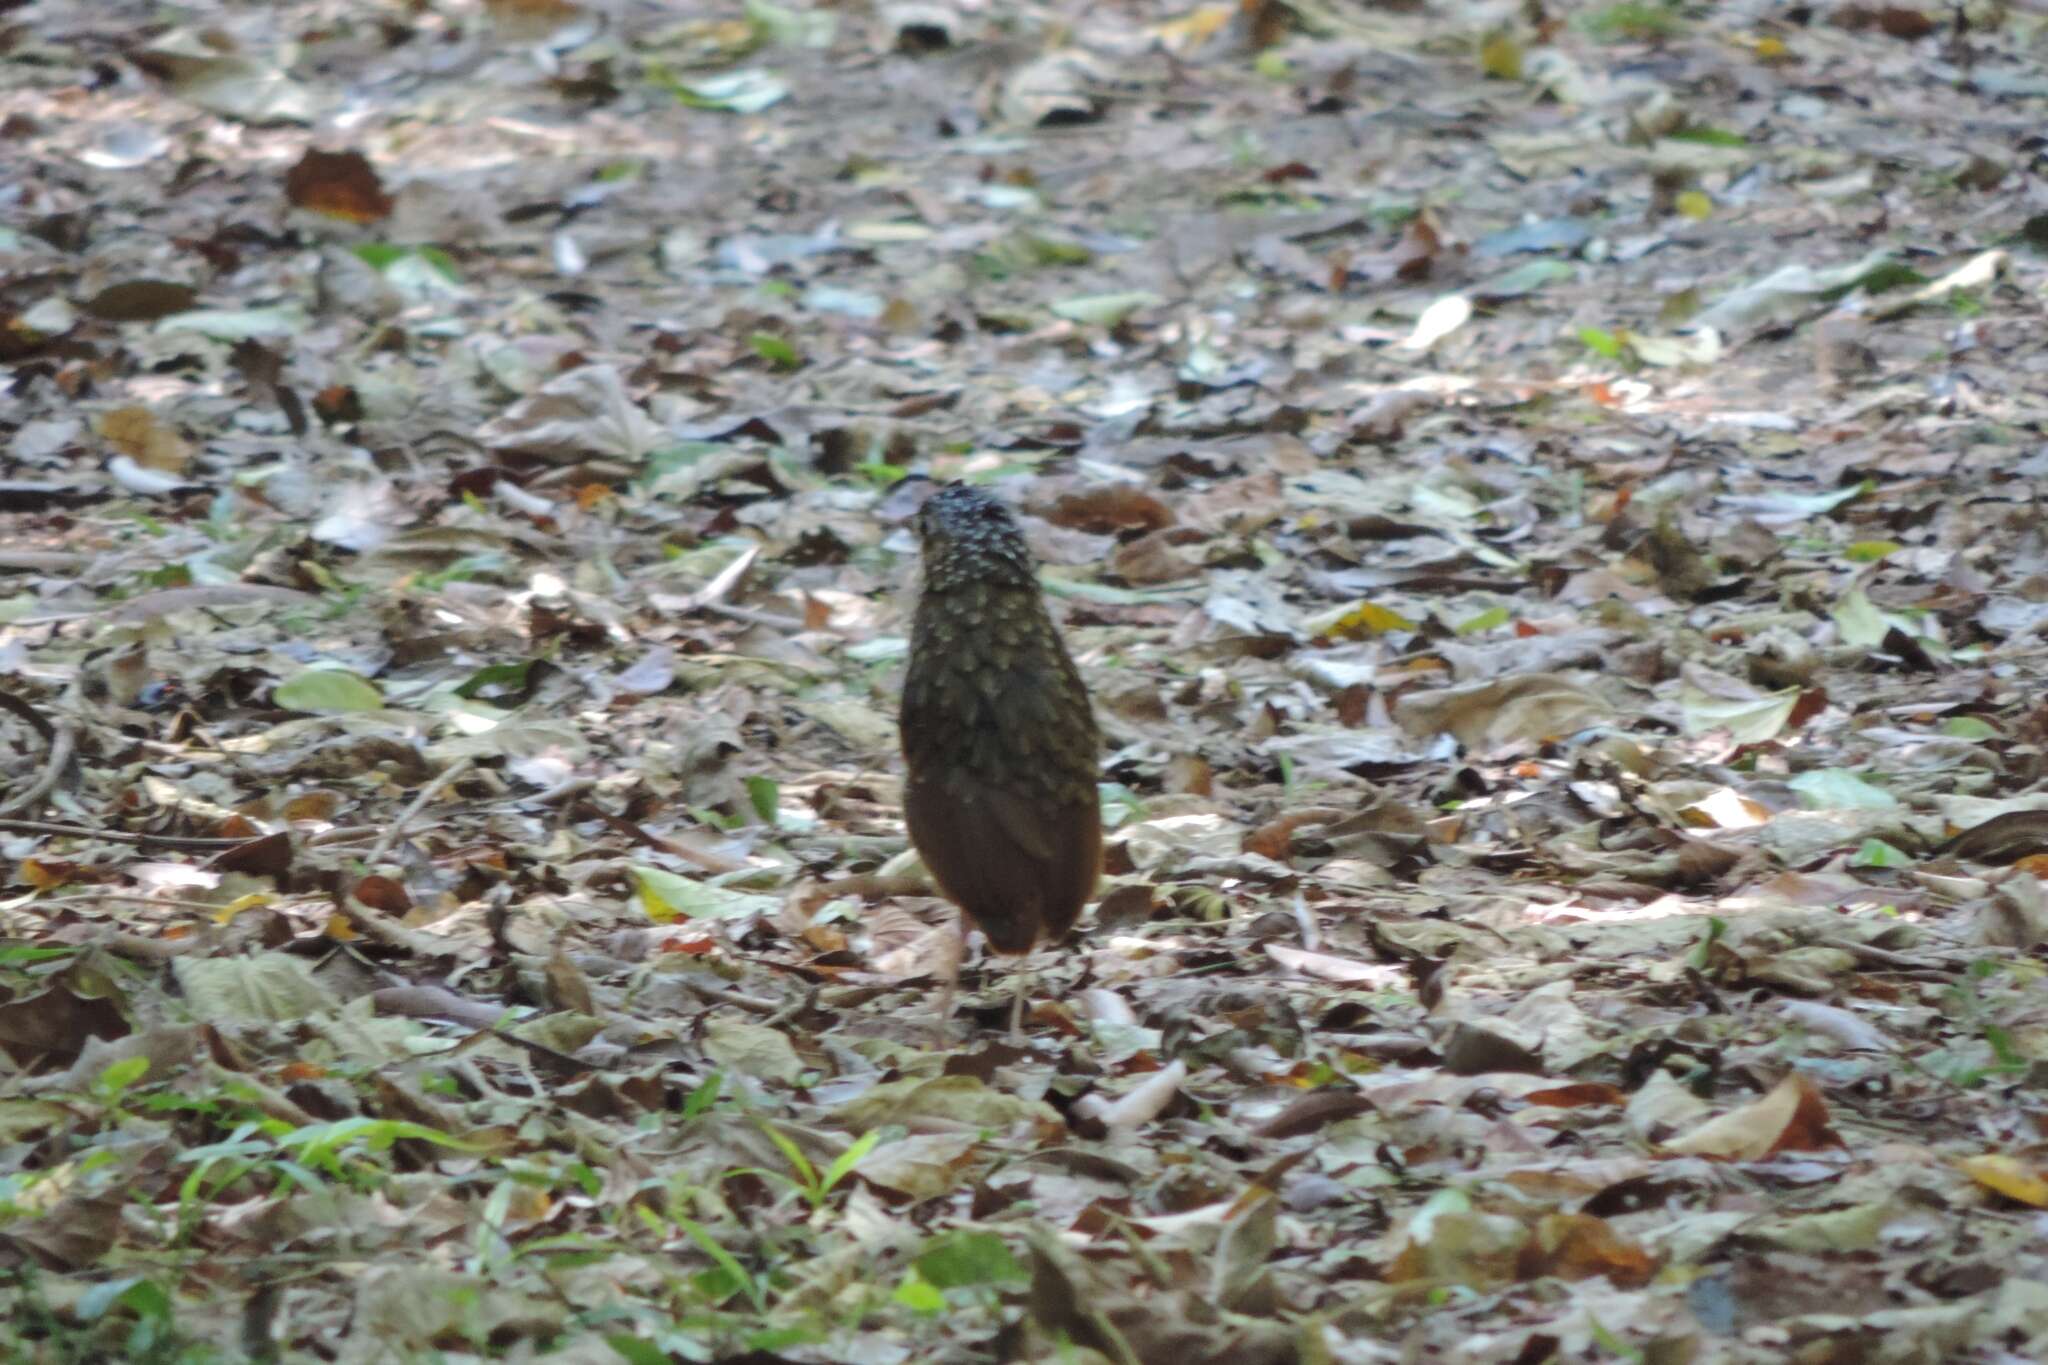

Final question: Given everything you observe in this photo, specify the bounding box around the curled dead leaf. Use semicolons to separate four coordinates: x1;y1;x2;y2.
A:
1074;1059;1187;1133
283;148;393;223
1663;1071;1842;1160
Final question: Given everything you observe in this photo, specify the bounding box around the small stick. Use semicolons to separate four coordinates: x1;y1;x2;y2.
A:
305;826;383;847
700;601;807;632
63;891;305;913
0;818;253;848
361;758;477;869
0;716;74;817
677;977;784;1017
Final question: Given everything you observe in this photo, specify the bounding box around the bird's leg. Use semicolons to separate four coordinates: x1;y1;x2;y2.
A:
929;907;967;1047
1008;958;1030;1043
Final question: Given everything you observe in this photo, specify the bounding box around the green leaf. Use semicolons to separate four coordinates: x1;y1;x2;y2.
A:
845;636;909;663
1843;540;1902;562
1985;1022;2025;1070
1455;606;1511;635
673;1215;765;1310
682;1071;724;1119
745;775;780;824
632;867;777;922
607;1334;674;1365
749;332;801;369
1479;31;1523;80
756;1120;819;1193
893;1269;946;1314
417;551;514;591
745;0;836;47
1851;261;1927;296
1788;769;1899;811
691;804;743;833
1017;234;1092;267
1050;291;1160;326
1585;1312;1640;1358
1312;600;1418;638
746;1326;826;1351
1850;838;1910;868
273;668;385;714
277;1117;476;1161
1474;259;1574;300
1099;781;1147;828
78;1276;172;1323
385;254;469;302
820;1128;881;1197
915;1230;1028;1289
1582;1;1683;40
95;1056;151;1097
454;660;535;700
1667;126;1747;147
1680;682;1799;743
1579;326;1625;359
1942;716;1998;740
0;945;73;965
1686;916;1728;972
1832;584;1912;648
661;68;789;113
856;460;909;487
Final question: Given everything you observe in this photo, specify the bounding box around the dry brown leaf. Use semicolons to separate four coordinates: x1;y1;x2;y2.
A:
1663;1072;1843;1160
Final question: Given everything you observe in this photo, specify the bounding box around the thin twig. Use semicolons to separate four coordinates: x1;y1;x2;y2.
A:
90;930;211;960
761;983;820;1029
698;601;807;631
361;758;477;869
333;897;451;956
0;818;254;848
0;714;74;817
677;976;783;1016
305;826;382;847
62;891;305;913
525;776;596;807
574;799;749;875
324;760;482;956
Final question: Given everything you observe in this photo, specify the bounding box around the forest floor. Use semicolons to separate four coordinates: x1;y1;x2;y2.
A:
4;0;2048;1361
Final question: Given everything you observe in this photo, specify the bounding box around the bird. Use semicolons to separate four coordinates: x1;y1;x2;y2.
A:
899;481;1102;1039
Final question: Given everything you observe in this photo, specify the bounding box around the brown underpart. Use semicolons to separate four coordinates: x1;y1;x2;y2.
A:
899;483;1102;1026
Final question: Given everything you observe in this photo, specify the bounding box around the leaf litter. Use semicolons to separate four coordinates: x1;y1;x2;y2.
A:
3;0;2048;1360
